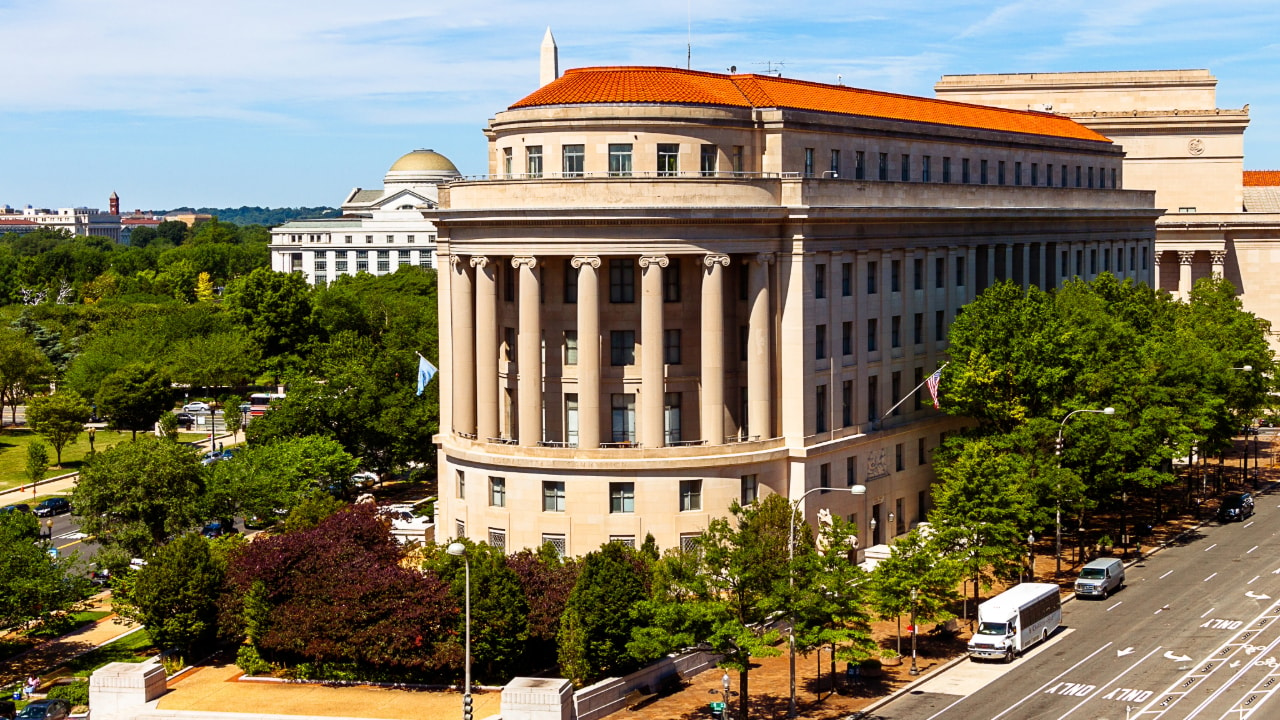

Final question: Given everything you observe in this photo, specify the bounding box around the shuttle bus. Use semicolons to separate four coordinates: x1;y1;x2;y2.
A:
967;583;1062;663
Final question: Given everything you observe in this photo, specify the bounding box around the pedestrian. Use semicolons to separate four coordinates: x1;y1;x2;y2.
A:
218;441;224;452
23;675;38;699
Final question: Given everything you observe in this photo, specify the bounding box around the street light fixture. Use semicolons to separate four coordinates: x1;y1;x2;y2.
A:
446;542;472;720
1055;407;1115;578
908;587;920;676
787;483;867;718
1231;366;1255;486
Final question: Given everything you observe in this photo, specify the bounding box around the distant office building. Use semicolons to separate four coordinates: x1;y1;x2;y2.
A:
936;69;1280;348
0;193;125;241
269;149;459;284
431;63;1158;557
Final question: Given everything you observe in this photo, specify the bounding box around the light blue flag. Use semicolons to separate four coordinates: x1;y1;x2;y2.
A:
416;354;438;395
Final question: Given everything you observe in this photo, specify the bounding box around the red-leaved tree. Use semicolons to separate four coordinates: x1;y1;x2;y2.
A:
506;544;580;671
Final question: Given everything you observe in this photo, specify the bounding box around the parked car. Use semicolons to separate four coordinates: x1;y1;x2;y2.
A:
174;411;196;428
201;519;238;538
352;471;379;489
182;401;211;413
1218;492;1255;522
0;504;31;515
16;699;70;720
33;498;71;517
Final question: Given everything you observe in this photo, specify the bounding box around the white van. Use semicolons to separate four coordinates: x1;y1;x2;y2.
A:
968;583;1062;663
1075;558;1125;599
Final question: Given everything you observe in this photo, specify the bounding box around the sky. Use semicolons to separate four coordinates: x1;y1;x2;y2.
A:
2;0;1279;211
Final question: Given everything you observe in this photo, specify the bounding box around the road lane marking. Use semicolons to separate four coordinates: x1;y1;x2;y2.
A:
53;531;86;540
1160;570;1174;579
983;642;1114;720
1054;646;1162;720
57;538;90;550
1108;602;1123;612
1178;631;1280;719
1203;608;1217;618
1207;543;1219;552
1252;576;1262;585
1246;521;1256;528
1206;572;1219;582
1250;545;1260;554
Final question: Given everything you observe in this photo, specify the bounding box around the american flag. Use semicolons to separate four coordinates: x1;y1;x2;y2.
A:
926;369;942;409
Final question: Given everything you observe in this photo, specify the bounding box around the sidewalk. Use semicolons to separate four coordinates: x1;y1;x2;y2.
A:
0;593;140;688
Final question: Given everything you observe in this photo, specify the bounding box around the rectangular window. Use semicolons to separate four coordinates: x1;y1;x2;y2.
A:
1031;162;1039;186
564;259;578;303
1088;166;1095;188
542;481;566;512
935;257;945;288
816;384;827;433
980;159;989;184
663;257;681;302
891;316;901;348
611;393;636;443
542;534;566;558
562;144;584;177
564;331;578;365
841;321;853;356
377;250;390;272
609;259;635;303
997;160;1006;185
830;149;840;176
846;456;857;487
679;479;702;512
336;260;348;272
1061;164;1068;188
956;256;966;286
878;152;889;180
816;324;827;359
488;528;506;552
935;309;945;341
867;318;878;352
891;371;902;417
1075;165;1082;188
1090;249;1098;275
610;482;635;513
741;474;758;504
407;235;415;244
608;144;633;176
901;154;910;182
895;442;906;472
922;155;931;182
841;262;852;296
1142;246;1148;270
504;327;516;362
1014;161;1022;186
891;259;901;292
657;143;680;176
855;150;866;180
610;330;636;366
913;258;923;291
739;325;748;362
526;146;543;178
664;328;681;365
962;158;971;184
913;312;923;345
344;235;353;244
1111;168;1117;188
1104;248;1111;272
867;375;878;421
819;463;831;493
664;392;682;444
457;470;465;499
842;379;853;427
314;259;328;271
732;146;744;174
1117;248;1124;273
456;520;466;539
815;263;826;299
700;144;717;176
502;147;513;177
312;274;327;287
867;261;878;294
804;147;815;177
490;477;506;507
1131;246;1137;272
565;394;578;445
1061;249;1069;276
1076;249;1083;276
503;263;515;301
942;156;952;183
1047;164;1054;187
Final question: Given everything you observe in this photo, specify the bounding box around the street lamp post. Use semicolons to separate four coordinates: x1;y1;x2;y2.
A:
1230;367;1253;487
1055;407;1115;579
908;587;919;676
446;542;472;720
787;483;867;718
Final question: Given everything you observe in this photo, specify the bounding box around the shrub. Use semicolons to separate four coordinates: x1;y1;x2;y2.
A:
235;645;271;676
47;680;89;706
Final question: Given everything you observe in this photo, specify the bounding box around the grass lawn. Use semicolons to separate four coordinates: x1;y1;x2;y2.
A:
67;628;156;677
0;428;132;491
26;611;112;639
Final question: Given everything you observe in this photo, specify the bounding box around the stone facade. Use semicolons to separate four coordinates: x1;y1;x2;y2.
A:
429;67;1159;558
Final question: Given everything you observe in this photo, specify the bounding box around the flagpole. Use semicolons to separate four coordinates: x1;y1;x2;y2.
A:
874;362;948;427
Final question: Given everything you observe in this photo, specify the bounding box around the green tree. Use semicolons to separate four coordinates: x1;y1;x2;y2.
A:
116;532;231;655
558;541;650;686
868;529;963;654
0;328;54;432
26;391;91;467
224;395;245;442
204;435;358;522
0;511;88;628
224;267;316;362
280;492;345;534
424;541;530;683
97;363;171;440
158;411;181;440
26;440;49;488
72;436;204;557
790;515;879;669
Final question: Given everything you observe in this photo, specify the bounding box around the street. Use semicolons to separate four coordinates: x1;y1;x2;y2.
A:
41;510;100;566
873;487;1280;720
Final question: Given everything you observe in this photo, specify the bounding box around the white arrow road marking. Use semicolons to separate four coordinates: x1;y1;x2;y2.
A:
53;531;87;540
1164;651;1193;662
1118;647;1135;657
1246;591;1273;600
1231;660;1242;668
1273;567;1280;574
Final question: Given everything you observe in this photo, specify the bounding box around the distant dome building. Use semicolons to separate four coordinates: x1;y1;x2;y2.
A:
270;149;459;283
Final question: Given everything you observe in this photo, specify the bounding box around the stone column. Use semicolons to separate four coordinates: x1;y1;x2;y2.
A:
472;257;499;441
639;255;668;448
572;256;601;449
513;257;542;446
748;253;774;439
450;256;476;437
702;254;730;445
1178;251;1195;300
1036;243;1047;290
1211;250;1227;278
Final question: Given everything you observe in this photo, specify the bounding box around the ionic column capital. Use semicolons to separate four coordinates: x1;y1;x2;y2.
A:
703;254;731;268
571;256;601;270
447;254;460;268
753;252;776;265
1177;251;1196;265
1153;251;1163;266
469;255;489;269
511;256;538;269
639;255;669;269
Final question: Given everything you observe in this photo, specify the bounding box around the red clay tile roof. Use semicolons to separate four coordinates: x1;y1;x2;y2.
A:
1244;171;1280;187
512;66;1110;143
